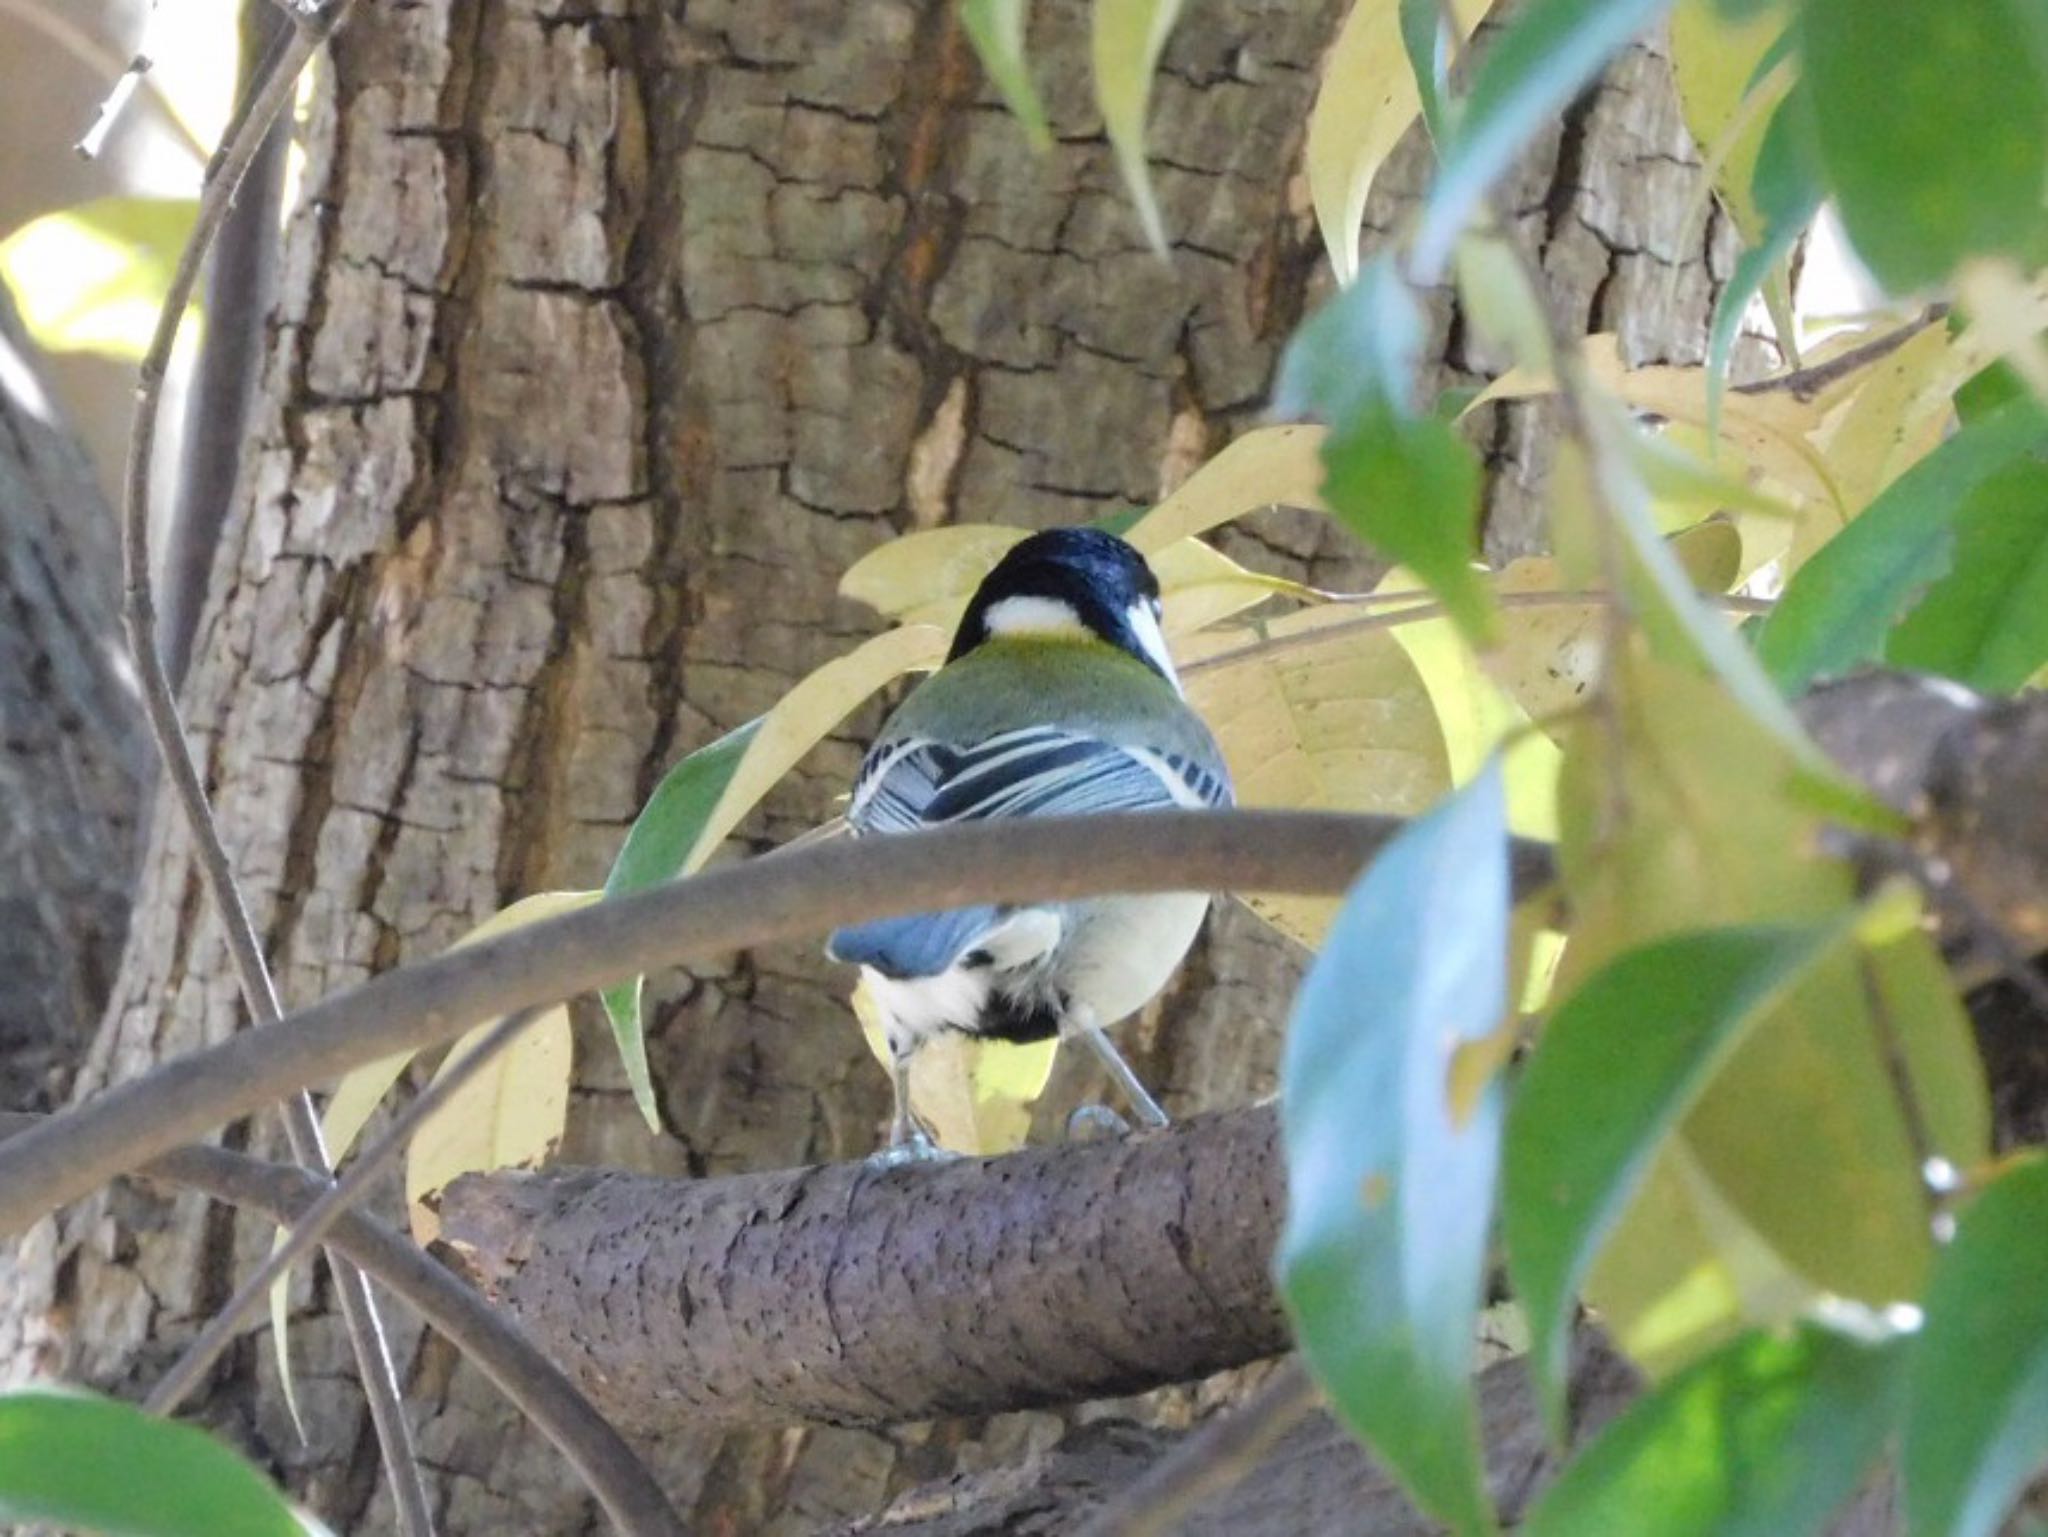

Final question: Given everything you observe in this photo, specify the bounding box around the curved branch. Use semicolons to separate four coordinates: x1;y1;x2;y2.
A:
438;1106;1287;1431
0;810;1478;1237
0;1113;684;1537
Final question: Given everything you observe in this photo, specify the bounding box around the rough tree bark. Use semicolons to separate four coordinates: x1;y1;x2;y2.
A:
0;2;1736;1531
0;279;143;1113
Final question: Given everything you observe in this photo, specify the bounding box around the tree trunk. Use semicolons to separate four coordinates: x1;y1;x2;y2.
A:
0;2;1733;1530
0;278;143;1114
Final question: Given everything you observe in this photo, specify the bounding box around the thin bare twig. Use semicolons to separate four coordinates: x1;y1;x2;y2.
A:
110;2;433;1532
145;1007;543;1415
0;810;1526;1237
1181;588;1774;678
1077;1358;1320;1537
0;0;206;163
0;1113;684;1537
1731;305;1951;403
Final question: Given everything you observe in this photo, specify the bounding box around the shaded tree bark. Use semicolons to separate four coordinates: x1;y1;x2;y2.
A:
0;279;143;1113
0;3;1737;1531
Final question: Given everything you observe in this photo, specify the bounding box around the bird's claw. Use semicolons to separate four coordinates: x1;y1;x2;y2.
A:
866;1128;958;1168
1066;1103;1133;1143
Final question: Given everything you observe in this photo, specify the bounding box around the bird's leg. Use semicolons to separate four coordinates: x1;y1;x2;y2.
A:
866;1038;954;1167
1072;1007;1170;1130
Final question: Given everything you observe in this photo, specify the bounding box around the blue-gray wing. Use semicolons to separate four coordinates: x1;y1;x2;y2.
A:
848;725;1231;834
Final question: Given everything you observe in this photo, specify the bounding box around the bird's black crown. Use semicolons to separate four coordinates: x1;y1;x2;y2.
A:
949;527;1167;674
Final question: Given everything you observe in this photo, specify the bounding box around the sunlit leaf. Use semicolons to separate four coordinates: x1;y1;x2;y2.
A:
962;0;1053;151
1558;648;1988;1374
1124;425;1332;553
1278;762;1509;1537
1759;393;2048;691
600;626;945;1126
1522;1323;1904;1537
1802;0;2048;293
1905;1156;2048;1537
1669;0;1794;242
0;1386;317;1536
0;197;198;360
1885;457;2048;691
1415;0;1672;275
1307;0;1491;284
1092;0;1185;255
1180;606;1453;946
854;977;1057;1153
1505;920;1848;1432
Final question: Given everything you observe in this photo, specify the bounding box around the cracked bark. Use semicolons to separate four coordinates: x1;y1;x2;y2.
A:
0;278;144;1114
0;3;1737;1531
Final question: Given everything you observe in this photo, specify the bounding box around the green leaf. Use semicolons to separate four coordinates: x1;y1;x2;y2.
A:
1275;252;1427;425
1706;88;1823;425
961;0;1053;151
599;626;944;1127
1278;761;1510;1537
1885;457;2048;692
1415;0;1672;275
1325;411;1499;649
0;197;198;360
1092;0;1185;255
1906;1156;2048;1537
0;1386;315;1536
1276;258;1500;647
1801;0;2048;293
601;719;759;1126
1522;1323;1905;1537
1401;0;1456;141
1505;920;1847;1435
1759;394;2048;692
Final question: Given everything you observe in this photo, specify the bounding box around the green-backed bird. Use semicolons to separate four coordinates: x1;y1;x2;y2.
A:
826;527;1233;1157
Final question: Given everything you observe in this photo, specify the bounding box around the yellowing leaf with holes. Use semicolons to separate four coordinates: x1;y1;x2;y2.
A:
1093;0;1185;254
1307;0;1493;285
1181;607;1452;944
1484;519;1744;727
403;890;599;1241
854;978;1057;1153
1123;425;1330;552
1669;0;1793;242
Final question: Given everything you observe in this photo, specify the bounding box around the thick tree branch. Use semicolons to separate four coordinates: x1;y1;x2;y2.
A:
0;1113;684;1537
0;810;1449;1236
439;937;2048;1442
439;1106;1287;1431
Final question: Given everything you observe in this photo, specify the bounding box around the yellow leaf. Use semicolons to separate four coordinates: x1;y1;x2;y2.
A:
1151;538;1320;635
1092;0;1186;255
1181;606;1452;944
409;891;597;1241
1307;0;1491;285
839;525;1028;623
1123;425;1330;552
854;976;1058;1153
1669;0;1794;242
684;624;948;874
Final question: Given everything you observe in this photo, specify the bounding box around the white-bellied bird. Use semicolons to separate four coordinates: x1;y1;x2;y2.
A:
827;527;1234;1158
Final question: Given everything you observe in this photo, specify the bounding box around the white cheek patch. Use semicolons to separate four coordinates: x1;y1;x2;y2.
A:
982;595;1090;637
1125;600;1183;694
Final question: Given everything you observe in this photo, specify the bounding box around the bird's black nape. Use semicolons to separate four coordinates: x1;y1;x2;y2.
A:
948;527;1170;677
